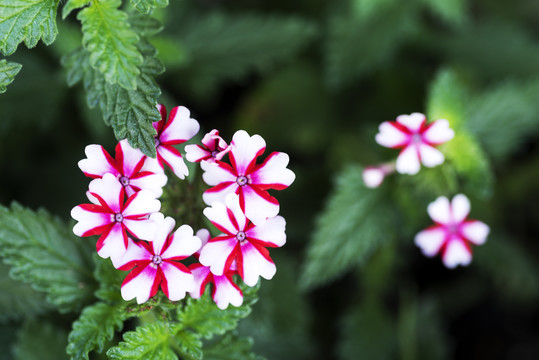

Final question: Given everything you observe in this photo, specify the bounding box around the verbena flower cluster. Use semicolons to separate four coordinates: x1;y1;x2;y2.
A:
71;104;295;308
364;112;489;268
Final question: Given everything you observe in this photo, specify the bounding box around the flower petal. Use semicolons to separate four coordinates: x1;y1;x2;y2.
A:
442;238;472;269
199;238;238;276
115;238;152;270
375;122;409;148
427;196;451;225
185;144;211;163
200;160;237;186
161;225;202;260
188;264;212;299
395;145;421;175
157;145;189;179
117;139;145;177
203;199;239;235
146;213;176;254
78;144;119;178
123;190;161;217
121;265;158;304
96;223;129;265
242;185;280;226
88;173;123;213
396;112;425;132
239;241;276;286
451;194;470;223
250;152;295;189
414;227;446;257
128;172;168;198
230;130;266;175
422;119;455;145
195;229;211;255
123;218;158;242
246;215;286;248
418;143;445;168
213;274;243;309
160;106;200;145
160;262;195;301
362;166;385;188
461;220;489;245
71;205;112;237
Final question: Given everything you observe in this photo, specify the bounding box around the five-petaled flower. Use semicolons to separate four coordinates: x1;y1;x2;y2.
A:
116;213;202;304
199;193;286;287
71;173;161;266
375;112;454;175
415;194;490;268
185;129;231;163
201;130;295;225
144;104;200;179
78;139;167;197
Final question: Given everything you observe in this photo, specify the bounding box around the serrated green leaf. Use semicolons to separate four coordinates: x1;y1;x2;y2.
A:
0;203;96;312
301;166;397;289
130;0;168;15
128;12;164;36
78;0;143;90
62;0;90;19
0;262;51;323
0;59;22;93
426;69;469;130
107;322;178;360
0;0;60;55
176;13;317;96
94;255;125;302
13;319;68;360
67;302;127;360
204;333;261;360
176;329;203;360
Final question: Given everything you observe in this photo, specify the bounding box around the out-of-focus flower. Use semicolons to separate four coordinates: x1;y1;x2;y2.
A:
116;213;201;303
201;130;295;225
71;173;161;266
185;129;231;163
78;139;167;197
362;163;396;188
375;112;454;175
415;194;490;268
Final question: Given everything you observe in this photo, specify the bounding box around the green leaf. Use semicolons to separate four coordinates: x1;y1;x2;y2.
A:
301;166;397;289
62;0;90;19
0;203;96;312
204;334;260;360
107;322;178;360
130;0;168;15
0;0;60;55
67;302;127;360
0;59;22;93
420;0;467;25
94;255;125;302
0;262;51;322
78;0;143;90
176;12;317;96
175;329;203;360
426;69;469;130
13;319;68;360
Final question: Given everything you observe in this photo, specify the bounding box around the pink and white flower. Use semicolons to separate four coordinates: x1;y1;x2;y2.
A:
71;173;161;266
116;213;202;303
144;104;200;179
78;139;167;197
415;194;490;268
189;262;243;310
199;193;286;287
362;163;396;188
185;129;231;163
375;113;454;175
201;130;295;225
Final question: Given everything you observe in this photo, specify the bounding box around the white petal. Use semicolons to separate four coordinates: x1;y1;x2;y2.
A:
362;167;385;188
395;145;421;175
121;265;157;304
442;239;472;268
117;139;145;177
230;130;266;175
213;275;243;309
418;144;445;168
157;145;189;179
414;227;447;257
123;190;161;217
115;238;152;270
96;223;128;264
202;182;238;207
422;119;455;144
140;156;164;174
161;262;195;301
196;229;211;254
161;225;202;259
200;160;236;186
451;194;470;223
78;144;118;178
396;112;425;132
129;172;168;198
185;144;211;163
203;199;239;235
427;196;451;225
375;122;409;148
240;241;276;286
160;106;200;144
461;221;489;245
246;215;286;248
88;173;123;212
242;186;280;226
201;129;228;151
199;238;237;276
123;218;158;242
71;205;112;236
250;152;295;188
147;213;176;253
189;265;211;299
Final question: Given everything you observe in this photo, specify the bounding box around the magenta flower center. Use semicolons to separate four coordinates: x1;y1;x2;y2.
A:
236;175;248;186
447;224;460;235
154;137;161;148
114;213;123;222
236;231;246;242
411;133;423;144
211;150;219;158
119;176;130;186
152;255;163;265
